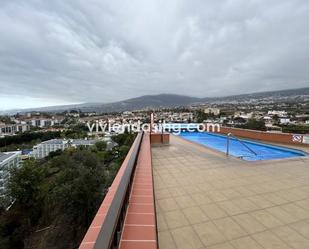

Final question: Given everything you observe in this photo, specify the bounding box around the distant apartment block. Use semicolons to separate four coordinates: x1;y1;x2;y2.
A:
14;114;64;129
32;139;97;159
279;117;291;124
268;110;288;117
0;151;22;196
26;118;62;128
0;123;30;136
204;107;220;115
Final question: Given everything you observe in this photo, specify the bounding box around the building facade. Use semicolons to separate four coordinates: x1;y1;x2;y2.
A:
0;151;22;197
0;123;30;136
32;139;97;159
204;108;221;115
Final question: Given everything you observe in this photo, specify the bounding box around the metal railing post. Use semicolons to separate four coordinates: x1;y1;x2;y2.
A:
226;133;231;156
226;132;257;157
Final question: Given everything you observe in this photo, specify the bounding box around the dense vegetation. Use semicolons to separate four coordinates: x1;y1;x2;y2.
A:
0;132;136;249
61;124;88;139
0;116;12;124
0;131;62;152
236;119;267;131
195;110;216;123
0;131;61;148
281;125;309;134
0;124;88;152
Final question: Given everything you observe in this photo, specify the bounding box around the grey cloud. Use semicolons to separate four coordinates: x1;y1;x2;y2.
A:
0;0;309;107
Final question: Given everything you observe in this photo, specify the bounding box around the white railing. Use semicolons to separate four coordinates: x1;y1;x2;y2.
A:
226;133;257;157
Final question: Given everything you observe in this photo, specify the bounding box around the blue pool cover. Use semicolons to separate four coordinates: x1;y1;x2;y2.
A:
179;132;307;161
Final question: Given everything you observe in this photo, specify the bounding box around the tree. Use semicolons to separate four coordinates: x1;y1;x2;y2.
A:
237;118;266;131
281;124;309;134
273;114;279;124
195;110;215;123
112;132;136;146
233;117;246;124
95;141;107;151
8;160;44;224
0;131;61;148
0;133;136;249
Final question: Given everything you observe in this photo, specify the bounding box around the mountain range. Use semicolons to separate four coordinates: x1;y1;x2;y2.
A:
2;87;309;114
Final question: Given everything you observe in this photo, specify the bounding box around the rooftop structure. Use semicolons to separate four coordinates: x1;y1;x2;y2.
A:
153;136;309;249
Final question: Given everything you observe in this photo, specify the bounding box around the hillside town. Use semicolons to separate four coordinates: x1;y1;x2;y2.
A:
1;99;309;137
0;100;308;171
2;100;308;245
1;92;309;239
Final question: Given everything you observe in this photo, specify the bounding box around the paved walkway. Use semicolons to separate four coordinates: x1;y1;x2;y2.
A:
152;135;309;249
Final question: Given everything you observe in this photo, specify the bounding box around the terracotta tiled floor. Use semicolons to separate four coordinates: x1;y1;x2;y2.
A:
152;135;309;249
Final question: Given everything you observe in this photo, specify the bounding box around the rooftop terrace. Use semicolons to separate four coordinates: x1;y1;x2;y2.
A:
80;131;309;249
153;135;309;249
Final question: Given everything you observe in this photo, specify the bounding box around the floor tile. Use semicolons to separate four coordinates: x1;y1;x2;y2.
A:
193;221;227;246
158;231;177;249
200;203;228;220
182;206;209;224
157;198;179;212
171;226;203;249
251;210;283;229
230;236;263;249
164;210;189;229
272;226;309;249
213;217;247;240
252;231;290;249
232;213;266;234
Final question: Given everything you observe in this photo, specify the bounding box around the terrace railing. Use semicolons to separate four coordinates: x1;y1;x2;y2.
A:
93;132;144;249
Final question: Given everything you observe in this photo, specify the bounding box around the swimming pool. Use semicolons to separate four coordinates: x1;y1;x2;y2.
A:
179;132;308;161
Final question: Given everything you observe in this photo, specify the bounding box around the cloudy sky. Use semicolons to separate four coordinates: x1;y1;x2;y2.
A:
1;0;309;110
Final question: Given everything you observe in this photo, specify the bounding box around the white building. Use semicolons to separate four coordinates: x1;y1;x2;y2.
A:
239;113;253;120
279;118;291;124
268;110;287;117
18;116;63;128
0;151;22;196
0;123;30;136
32;139;97;159
204;108;220;115
28;119;60;128
33;139;68;159
263;116;273;125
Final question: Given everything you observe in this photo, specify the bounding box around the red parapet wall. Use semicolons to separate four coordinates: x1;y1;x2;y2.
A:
79;133;157;249
216;126;309;147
